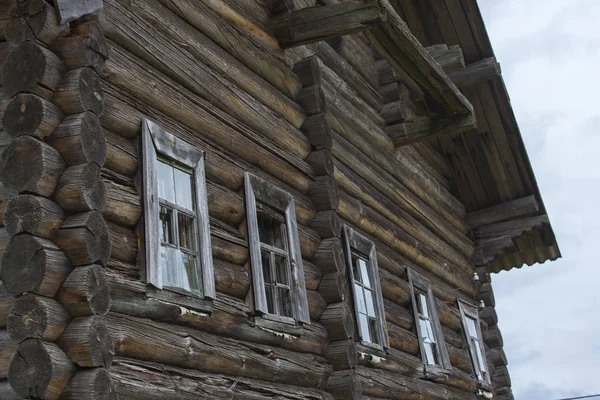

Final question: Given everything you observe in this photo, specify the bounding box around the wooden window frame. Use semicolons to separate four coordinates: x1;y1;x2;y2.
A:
139;118;215;299
458;299;491;385
342;226;389;350
408;269;451;374
245;172;310;324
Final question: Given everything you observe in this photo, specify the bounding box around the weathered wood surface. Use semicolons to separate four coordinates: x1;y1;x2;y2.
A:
387;113;476;147
106;312;333;388
49;112;107;167
58;264;111;317
4;1;68;47
55;163;107;212
53;67;104;116
4;195;64;238
110;357;334;399
100;0;310;155
7;294;70;343
53;210;111;266
1;234;72;297
328;33;378;88
59;316;115;368
269;1;385;48
0;329;16;379
103;128;137;176
8;339;75;400
61;368;118;400
3;93;64;139
426;44;465;71
472;215;549;241
467;195;539;228
0;379;23;400
102;178;141;227
54;21;109;73
448;57;501;87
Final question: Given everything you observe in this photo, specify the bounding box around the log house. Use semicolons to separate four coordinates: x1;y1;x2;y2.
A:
0;0;559;399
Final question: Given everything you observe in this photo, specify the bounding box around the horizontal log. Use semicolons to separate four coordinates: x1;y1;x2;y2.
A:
365;1;473;115
106;312;333;387
110;357;333;399
437;301;462;331
103;128;138;176
307;175;339;211
61;368;117;400
53;21;109;73
386;113;476;147
448;344;473;375
7;294;70;343
3;93;64;139
107;221;137;263
483;325;503;349
467;195;539;228
101;52;313;194
379;99;408;125
4;1;68;46
158;0;302;98
107;271;329;355
53;67;104;116
307;289;328;320
327;33;378;88
0;379;23;400
269;1;385;48
477;282;495;308
480;306;498;326
473;235;514;266
492;366;511;388
443;325;465;349
324;339;357;370
310;210;341;239
101;0;309;155
102;178;141;227
53;210;111;266
0;330;16;379
213;259;250;298
9;339;75;400
48;111;107;167
55;163;107;212
0;285;14;329
447;57;501;88
318;271;349;303
58;265;111;317
380;268;411;306
4;195;64;238
327;369;361;399
388;323;419;356
383;299;412;331
311;237;345;273
320;302;354;341
59;316;115;368
488;347;508;368
426;44;465;72
0;135;65;199
1;234;72;297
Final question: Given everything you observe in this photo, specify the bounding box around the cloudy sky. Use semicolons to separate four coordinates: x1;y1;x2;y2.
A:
477;1;600;399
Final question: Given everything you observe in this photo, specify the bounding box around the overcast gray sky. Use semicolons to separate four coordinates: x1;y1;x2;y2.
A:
477;1;600;399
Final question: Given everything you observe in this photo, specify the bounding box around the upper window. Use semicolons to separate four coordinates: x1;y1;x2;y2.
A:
458;300;490;384
408;269;451;373
342;226;389;349
140;118;214;298
245;173;309;324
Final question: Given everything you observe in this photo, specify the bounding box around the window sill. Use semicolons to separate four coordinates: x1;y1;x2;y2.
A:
357;342;386;360
147;284;213;315
253;314;304;337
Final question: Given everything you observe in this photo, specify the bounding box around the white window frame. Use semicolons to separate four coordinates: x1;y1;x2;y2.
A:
139;118;214;299
245;172;310;324
458;299;491;385
408;268;451;374
342;226;389;349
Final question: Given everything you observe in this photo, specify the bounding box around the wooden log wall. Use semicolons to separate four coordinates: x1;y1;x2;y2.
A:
0;0;493;399
0;2;117;398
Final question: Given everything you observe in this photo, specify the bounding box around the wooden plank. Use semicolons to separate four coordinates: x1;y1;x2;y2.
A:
386;113;476;147
448;57;501;87
467;195;539;228
472;215;549;242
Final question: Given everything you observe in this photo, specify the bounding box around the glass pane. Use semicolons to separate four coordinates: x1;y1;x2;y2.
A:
157;161;175;203
474;338;486;372
179;252;201;293
425;320;437;344
261;251;272;283
178;213;196;251
358;258;371;288
354;283;366;313
257;211;286;250
466;316;478;337
275;255;289;285
265;285;275;314
423;342;438;365
420;293;430;318
352;256;361;282
364;288;377;318
368;317;379;345
174;167;194;211
161;246;178;287
279;287;293;318
159;206;175;244
358;313;371;343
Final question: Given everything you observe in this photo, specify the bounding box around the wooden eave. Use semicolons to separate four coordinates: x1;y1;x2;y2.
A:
389;0;560;273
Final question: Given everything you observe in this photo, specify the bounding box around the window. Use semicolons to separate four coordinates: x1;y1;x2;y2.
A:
458;300;490;384
140;118;214;298
245;172;309;324
342;226;389;349
408;269;451;373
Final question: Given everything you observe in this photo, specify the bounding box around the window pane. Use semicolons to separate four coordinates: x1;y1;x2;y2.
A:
275;255;290;285
174;167;194;211
161;246;178;287
257;211;286;250
358;313;371;342
178;213;196;251
352;256;361;282
423;342;438;365
466;316;478;337
358;258;371;288
474;338;486;372
157;161;175;203
159;206;175;244
420;293;430;318
265;285;275;314
279;287;293;318
364;288;377;318
261;251;272;283
179;252;201;293
354;283;366;313
368;317;379;345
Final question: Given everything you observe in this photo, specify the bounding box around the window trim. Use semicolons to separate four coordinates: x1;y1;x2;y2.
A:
408;268;451;374
244;172;310;324
140;118;214;299
342;226;389;349
458;299;491;385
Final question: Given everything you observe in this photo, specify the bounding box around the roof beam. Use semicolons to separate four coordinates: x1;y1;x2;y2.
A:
448;57;501;87
467;195;539;228
269;1;385;48
365;0;474;115
386;113;476;147
426;44;465;71
472;215;549;242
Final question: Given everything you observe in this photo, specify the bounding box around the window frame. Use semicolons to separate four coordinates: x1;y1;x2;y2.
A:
458;299;491;385
342;226;389;350
244;172;310;324
140;118;214;299
408;269;451;374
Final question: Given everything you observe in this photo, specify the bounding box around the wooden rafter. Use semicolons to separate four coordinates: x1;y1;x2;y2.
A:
467;195;539;228
386;113;475;147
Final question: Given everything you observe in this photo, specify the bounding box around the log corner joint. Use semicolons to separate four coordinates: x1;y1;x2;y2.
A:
53;0;104;25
